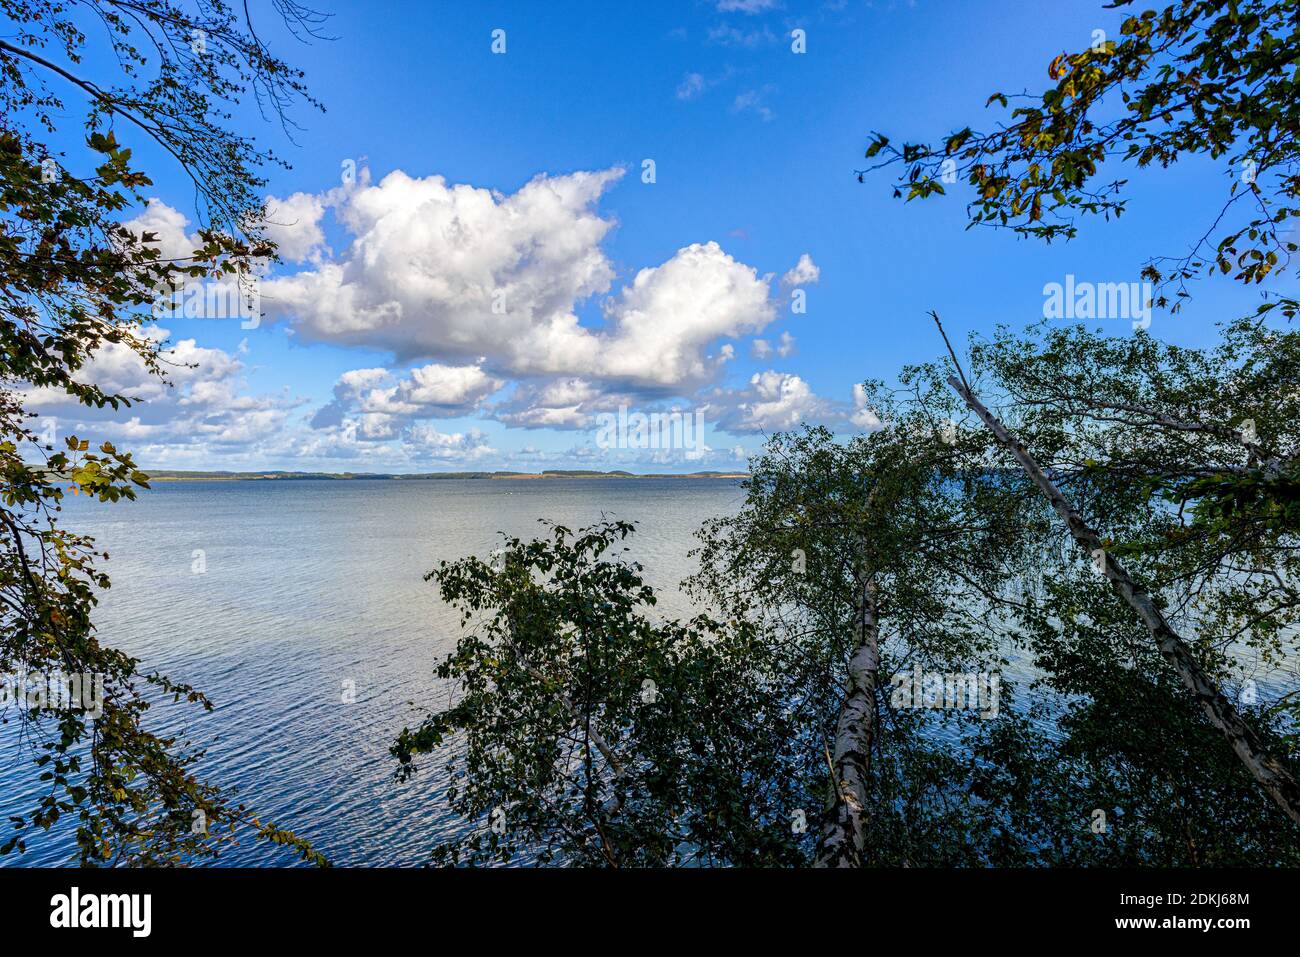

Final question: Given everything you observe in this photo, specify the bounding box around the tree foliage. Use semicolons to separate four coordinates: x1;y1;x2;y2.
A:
860;0;1298;302
0;0;326;864
393;521;809;867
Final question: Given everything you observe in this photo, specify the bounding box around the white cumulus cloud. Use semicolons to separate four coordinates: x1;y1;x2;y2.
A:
264;191;328;264
263;170;779;392
311;361;503;431
781;253;820;286
706;370;835;433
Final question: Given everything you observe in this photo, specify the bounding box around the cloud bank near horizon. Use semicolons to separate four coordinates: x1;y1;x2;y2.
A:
27;167;870;470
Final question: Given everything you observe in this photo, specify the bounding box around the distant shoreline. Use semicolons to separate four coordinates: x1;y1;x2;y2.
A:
144;469;750;482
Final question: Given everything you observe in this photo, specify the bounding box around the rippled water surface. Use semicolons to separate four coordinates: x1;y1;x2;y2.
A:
0;478;746;866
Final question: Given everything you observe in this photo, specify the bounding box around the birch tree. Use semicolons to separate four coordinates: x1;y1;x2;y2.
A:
943;335;1300;823
859;0;1300;831
690;398;1041;866
892;337;1300;859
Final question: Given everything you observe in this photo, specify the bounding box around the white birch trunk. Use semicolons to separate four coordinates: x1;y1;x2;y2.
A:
949;375;1300;825
815;576;880;867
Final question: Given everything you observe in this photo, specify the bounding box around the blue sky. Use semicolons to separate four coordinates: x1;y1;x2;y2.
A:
24;0;1295;472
